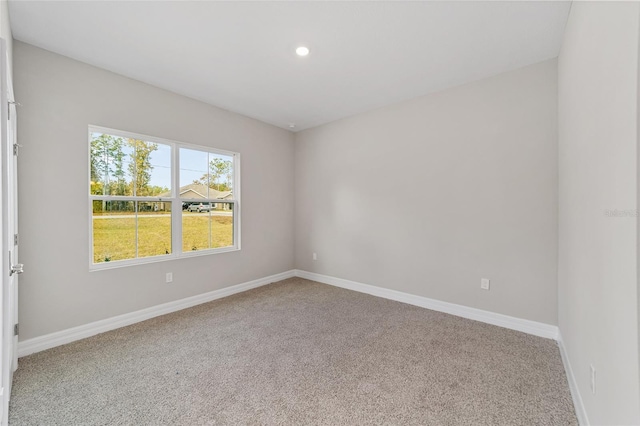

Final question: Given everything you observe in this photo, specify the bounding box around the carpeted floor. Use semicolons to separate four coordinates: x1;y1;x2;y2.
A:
9;277;577;425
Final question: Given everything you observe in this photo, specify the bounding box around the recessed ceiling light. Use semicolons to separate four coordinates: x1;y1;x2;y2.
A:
288;123;296;129
295;46;309;57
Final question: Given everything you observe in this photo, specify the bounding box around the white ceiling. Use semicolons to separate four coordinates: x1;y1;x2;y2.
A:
9;1;571;131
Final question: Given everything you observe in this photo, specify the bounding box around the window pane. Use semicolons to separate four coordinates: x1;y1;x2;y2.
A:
144;141;172;196
211;202;234;248
208;153;234;199
179;148;210;199
182;206;210;252
90;133;172;197
137;202;172;258
128;139;171;196
90;133;133;196
182;202;234;251
110;143;135;196
92;200;135;263
179;148;234;201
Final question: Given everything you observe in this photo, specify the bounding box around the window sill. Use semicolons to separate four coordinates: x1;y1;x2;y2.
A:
89;246;241;271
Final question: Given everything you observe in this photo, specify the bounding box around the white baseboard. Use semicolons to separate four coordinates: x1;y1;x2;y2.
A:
19;268;559;355
557;332;589;426
18;269;296;357
294;270;559;340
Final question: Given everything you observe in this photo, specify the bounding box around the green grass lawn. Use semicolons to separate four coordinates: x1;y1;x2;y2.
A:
93;214;233;263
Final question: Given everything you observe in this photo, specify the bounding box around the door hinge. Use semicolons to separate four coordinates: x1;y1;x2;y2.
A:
13;143;18;156
14;234;17;246
13;323;18;336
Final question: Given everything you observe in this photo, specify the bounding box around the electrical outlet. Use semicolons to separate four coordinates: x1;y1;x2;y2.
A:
480;278;490;290
590;365;596;394
166;272;173;283
313;252;317;261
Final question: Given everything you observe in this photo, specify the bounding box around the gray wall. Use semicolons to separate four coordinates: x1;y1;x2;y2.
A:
295;59;558;325
14;42;295;341
0;0;12;80
558;2;640;424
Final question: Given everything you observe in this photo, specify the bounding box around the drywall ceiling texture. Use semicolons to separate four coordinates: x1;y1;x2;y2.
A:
13;42;295;341
8;1;570;131
558;2;640;424
295;59;558;326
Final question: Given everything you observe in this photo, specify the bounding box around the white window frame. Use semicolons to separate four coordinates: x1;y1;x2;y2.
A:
88;125;241;271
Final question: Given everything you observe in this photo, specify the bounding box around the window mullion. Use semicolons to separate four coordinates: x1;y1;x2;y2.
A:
172;144;182;256
135;201;139;259
233;153;240;249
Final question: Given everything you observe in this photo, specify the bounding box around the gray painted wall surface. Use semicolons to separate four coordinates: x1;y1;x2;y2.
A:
558;2;640;424
295;59;558;325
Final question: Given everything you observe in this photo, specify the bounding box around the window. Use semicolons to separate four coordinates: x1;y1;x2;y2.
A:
89;126;240;269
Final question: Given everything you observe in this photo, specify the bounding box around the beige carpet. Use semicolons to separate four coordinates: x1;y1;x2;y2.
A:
9;277;577;425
